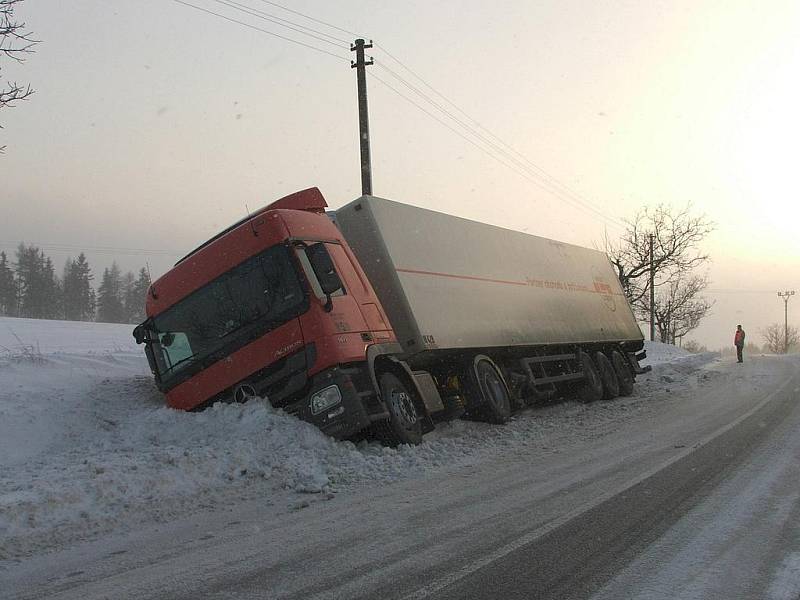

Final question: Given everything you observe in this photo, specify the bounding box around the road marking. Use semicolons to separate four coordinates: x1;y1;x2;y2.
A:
402;369;799;600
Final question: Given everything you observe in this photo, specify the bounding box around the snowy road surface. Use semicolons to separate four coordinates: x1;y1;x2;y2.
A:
2;317;799;599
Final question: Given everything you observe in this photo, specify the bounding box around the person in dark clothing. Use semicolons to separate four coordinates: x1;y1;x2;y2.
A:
734;324;746;363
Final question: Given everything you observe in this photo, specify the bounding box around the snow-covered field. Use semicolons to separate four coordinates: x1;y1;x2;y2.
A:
0;317;716;561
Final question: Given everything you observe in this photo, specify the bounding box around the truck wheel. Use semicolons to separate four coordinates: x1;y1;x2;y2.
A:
374;372;423;446
611;350;634;396
577;351;603;403
594;352;620;400
469;357;511;424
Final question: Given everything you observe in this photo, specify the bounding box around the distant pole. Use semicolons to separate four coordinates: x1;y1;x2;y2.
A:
351;39;374;196
778;290;795;353
649;233;655;341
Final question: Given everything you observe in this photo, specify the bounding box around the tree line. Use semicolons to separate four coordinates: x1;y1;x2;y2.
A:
0;243;151;324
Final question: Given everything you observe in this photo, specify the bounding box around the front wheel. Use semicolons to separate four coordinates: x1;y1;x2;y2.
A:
374;372;423;446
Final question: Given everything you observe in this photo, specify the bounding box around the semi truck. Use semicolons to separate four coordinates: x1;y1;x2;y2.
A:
133;188;648;445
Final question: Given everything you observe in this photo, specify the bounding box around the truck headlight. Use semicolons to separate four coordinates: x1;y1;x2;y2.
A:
310;385;342;415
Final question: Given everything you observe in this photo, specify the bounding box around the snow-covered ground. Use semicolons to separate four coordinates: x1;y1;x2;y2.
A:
0;317;716;561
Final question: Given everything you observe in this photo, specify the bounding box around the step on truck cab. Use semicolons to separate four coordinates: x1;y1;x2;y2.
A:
135;188;648;446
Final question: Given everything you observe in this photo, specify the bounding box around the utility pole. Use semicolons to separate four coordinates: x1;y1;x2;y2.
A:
351;39;374;196
778;290;795;353
649;233;655;341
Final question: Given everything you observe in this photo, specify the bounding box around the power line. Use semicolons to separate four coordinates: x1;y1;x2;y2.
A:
172;1;563;213
170;0;351;62
373;45;626;230
371;63;622;230
376;43;594;199
208;0;350;49
778;290;795;354
368;71;574;223
169;1;626;231
252;0;368;39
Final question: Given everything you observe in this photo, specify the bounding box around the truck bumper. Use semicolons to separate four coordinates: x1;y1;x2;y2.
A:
285;365;381;440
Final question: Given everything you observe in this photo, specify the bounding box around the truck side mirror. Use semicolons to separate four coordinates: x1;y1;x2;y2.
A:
319;270;344;296
133;321;151;344
307;243;344;296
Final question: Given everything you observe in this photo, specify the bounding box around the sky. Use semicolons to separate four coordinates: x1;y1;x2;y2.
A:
1;0;799;349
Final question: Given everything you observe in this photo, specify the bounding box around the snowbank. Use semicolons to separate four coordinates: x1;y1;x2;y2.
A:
0;318;718;559
642;340;695;365
1;316;140;356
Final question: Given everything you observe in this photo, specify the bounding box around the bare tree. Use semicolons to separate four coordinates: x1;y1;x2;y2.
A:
1;0;38;152
760;323;799;354
603;204;714;343
652;273;714;344
604;204;714;306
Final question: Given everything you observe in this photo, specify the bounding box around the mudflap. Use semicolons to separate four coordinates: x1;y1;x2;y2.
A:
628;350;652;375
420;414;435;434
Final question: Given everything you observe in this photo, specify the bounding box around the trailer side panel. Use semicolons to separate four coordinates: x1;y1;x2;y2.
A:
335;196;643;356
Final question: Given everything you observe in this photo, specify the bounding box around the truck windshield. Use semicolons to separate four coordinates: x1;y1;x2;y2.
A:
148;244;307;388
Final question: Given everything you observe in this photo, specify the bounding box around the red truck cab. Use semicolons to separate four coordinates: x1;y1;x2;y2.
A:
133;188;407;440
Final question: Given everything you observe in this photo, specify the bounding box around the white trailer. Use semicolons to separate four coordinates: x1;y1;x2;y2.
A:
335;196;648;431
336;196;642;355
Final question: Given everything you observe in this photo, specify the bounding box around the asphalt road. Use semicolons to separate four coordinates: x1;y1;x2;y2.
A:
427;359;800;600
6;356;799;600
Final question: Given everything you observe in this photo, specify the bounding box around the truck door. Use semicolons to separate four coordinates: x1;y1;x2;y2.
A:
293;241;371;369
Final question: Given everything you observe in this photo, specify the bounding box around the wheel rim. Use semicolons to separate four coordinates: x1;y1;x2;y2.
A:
389;386;418;429
478;362;509;412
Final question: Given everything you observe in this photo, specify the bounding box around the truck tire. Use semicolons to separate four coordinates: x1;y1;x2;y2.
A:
594;352;620;400
468;356;511;424
374;372;423;446
577;351;603;403
611;350;634;396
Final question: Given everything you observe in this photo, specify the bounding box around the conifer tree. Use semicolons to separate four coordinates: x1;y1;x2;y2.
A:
74;253;96;321
121;270;136;323
63;253;96;321
15;244;46;318
14;245;62;319
0;251;16;316
41;255;61;319
96;262;124;323
124;267;150;324
62;257;78;320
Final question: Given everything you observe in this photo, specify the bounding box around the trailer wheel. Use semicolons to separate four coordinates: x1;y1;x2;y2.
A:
468;356;511;424
374;372;423;446
594;352;620;400
611;350;634;396
577;351;603;403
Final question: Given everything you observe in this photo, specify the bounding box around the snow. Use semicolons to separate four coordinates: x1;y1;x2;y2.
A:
591;354;800;600
0;316;141;356
641;339;694;365
0;318;715;561
768;553;800;600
